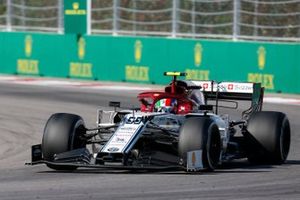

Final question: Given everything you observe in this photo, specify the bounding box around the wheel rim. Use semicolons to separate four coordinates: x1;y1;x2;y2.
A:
70;120;86;149
280;119;290;161
207;125;221;169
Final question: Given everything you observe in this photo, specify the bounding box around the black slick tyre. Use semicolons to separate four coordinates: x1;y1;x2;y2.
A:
178;117;221;171
246;111;290;164
42;113;86;170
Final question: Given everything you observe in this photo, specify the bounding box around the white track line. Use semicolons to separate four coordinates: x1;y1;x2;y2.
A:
264;97;300;106
0;76;153;91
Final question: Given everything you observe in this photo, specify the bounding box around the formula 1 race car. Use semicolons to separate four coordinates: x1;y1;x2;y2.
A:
28;72;291;172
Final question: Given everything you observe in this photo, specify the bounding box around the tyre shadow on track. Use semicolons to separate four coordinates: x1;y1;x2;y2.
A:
38;169;269;175
37;160;300;175
285;160;300;165
37;162;271;175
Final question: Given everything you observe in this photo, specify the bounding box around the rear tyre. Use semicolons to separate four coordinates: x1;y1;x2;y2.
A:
179;117;221;171
246;111;290;164
42;113;86;170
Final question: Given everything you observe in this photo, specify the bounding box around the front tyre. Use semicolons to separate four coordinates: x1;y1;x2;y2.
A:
42;113;86;170
179;117;221;171
246;111;290;164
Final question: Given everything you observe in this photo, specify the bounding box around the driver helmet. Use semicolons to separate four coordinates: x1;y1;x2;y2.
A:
154;98;177;113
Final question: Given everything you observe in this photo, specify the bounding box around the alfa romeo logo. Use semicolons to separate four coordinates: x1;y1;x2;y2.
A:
192;152;196;166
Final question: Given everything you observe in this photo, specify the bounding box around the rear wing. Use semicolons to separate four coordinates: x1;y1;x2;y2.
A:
189;81;263;101
183;81;264;115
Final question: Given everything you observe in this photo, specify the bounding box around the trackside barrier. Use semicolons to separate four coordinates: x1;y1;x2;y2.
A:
0;32;299;93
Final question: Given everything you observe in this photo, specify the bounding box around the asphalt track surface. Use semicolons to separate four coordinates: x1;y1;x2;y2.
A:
0;82;299;200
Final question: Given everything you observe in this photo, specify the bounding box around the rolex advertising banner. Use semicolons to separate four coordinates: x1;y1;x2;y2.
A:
64;0;90;34
0;32;76;77
0;32;299;94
